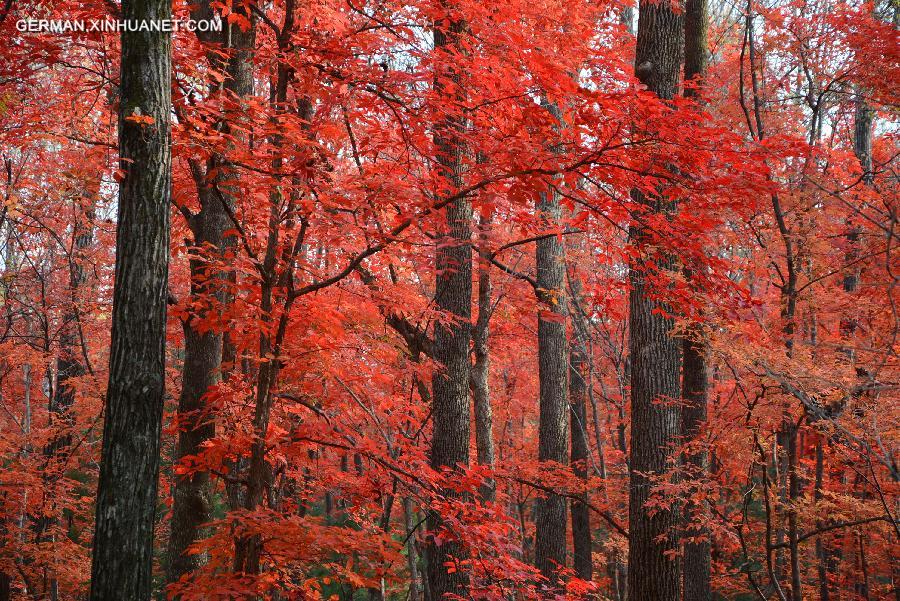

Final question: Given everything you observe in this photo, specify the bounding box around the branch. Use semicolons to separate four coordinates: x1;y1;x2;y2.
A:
768;516;890;549
210;180;260;266
506;475;628;538
487;255;538;292
273;393;331;423
59;133;116;149
355;265;433;358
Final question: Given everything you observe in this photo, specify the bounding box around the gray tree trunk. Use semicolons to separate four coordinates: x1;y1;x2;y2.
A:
167;3;256;586
681;1;711;599
232;55;300;577
427;12;472;600
627;2;684;600
534;178;569;587
569;262;592;583
88;0;172;597
681;336;710;601
404;497;423;601
50;196;94;446
37;192;95;600
842;83;874;601
854;96;874;187
472;208;496;501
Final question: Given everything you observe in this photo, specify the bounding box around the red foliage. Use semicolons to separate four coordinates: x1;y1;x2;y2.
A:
0;0;896;599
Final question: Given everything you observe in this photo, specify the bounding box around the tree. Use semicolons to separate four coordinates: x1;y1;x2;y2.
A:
568;257;592;584
533;104;569;589
88;0;172;598
472;206;496;502
167;0;256;585
427;6;473;598
0;1;897;600
626;2;684;600
680;0;712;599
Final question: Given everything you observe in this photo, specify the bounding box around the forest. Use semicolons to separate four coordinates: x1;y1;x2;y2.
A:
0;0;897;599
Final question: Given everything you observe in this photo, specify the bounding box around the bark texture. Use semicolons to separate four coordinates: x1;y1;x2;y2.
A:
634;0;684;100
36;194;95;600
404;497;423;601
681;337;711;601
681;1;711;599
50;197;94;447
853;94;874;186
627;2;684;600
840;84;873;601
427;11;472;600
472;208;496;501
683;0;708;100
167;4;256;585
569;263;592;583
88;0;171;598
534;180;569;586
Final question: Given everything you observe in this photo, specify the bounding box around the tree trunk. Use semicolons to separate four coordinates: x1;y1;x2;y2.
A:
743;5;801;590
786;428;801;601
0;571;9;601
167;4;256;586
35;193;95;600
534;117;569;587
368;491;396;601
569;263;592;583
681;336;711;601
839;80;875;601
684;0;708;101
49;195;94;448
627;3;683;600
855;528;871;601
472;207;495;501
233;59;300;577
813;441;832;601
854;94;874;187
681;1;711;599
404;497;422;601
88;0;172;597
427;10;472;600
